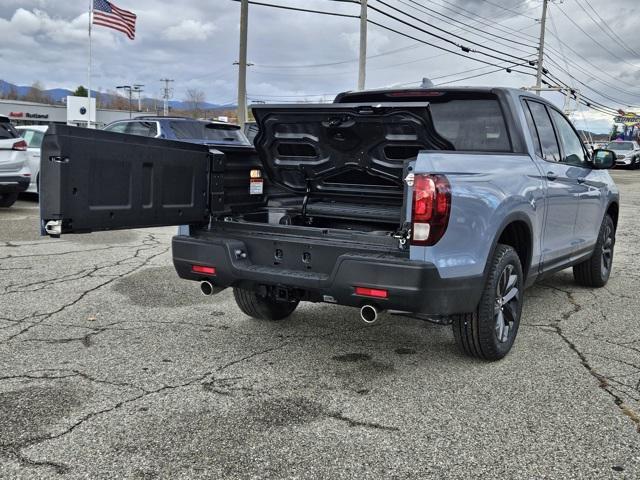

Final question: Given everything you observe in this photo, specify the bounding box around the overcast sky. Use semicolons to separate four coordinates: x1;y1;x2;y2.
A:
1;0;639;132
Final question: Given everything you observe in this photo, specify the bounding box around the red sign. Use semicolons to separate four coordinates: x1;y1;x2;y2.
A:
9;112;24;118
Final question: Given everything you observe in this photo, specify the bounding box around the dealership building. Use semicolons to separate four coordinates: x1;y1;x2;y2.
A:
0;97;146;128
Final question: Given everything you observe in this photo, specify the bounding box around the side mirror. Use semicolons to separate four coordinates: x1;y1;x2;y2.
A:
592;149;616;169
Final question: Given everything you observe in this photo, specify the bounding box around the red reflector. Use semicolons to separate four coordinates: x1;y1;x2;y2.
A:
12;140;27;151
192;265;216;275
355;287;388;299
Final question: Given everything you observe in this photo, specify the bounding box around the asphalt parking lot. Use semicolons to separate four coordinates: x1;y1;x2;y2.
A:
0;170;639;479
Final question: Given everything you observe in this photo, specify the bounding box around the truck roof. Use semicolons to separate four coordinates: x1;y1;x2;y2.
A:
334;86;545;104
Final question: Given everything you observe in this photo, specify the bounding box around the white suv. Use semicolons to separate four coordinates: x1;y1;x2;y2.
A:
16;125;48;194
0;116;31;207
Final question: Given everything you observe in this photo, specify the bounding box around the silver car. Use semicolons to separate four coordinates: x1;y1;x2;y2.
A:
606;140;640;169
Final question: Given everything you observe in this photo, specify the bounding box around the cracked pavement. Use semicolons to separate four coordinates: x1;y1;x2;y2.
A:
1;170;639;479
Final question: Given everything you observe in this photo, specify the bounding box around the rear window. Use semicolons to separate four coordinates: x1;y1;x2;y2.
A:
169;121;249;144
20;129;45;148
429;99;511;152
0;121;19;140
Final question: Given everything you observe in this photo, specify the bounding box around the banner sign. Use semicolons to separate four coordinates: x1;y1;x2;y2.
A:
614;114;640;125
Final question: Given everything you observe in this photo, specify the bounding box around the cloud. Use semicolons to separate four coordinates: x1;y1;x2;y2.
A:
0;0;638;132
164;19;216;41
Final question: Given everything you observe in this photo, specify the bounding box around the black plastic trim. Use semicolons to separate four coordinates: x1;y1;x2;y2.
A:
0;175;30;193
172;234;484;315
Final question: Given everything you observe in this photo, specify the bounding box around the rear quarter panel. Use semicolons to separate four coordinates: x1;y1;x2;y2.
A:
409;151;546;280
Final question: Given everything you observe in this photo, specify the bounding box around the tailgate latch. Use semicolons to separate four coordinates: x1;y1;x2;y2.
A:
393;222;412;249
44;220;62;237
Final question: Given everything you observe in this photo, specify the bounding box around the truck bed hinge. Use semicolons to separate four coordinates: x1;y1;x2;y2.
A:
393;222;412;249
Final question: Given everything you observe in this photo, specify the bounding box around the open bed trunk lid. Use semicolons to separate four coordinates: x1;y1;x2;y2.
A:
252;102;452;197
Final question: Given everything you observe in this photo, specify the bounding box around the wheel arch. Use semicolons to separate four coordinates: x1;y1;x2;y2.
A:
486;213;534;282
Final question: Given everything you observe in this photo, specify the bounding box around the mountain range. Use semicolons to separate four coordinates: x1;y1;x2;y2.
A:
0;79;228;111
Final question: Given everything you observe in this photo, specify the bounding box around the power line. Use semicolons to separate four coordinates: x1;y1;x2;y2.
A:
253;42;422;69
395;0;538;52
430;0;540;43
475;0;538;21
576;0;640;57
543;33;640;97
229;0;359;18
368;0;535;64
395;59;534;88
369;0;526;66
435;65;532;86
542;72;621;115
554;2;640;70
366;18;536;76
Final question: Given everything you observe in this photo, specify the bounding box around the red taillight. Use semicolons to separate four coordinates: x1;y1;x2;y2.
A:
192;265;216;275
354;287;388;299
12;140;27;151
411;174;451;246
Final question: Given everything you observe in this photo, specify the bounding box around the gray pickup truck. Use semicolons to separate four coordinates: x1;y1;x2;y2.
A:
40;87;619;360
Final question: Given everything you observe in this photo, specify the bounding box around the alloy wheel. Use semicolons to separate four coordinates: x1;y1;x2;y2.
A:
601;223;614;278
494;264;520;343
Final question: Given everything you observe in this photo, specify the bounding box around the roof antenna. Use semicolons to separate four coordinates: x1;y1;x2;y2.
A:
420;78;434;88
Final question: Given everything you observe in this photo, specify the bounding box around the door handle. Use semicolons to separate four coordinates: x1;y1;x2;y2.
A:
546;171;557;181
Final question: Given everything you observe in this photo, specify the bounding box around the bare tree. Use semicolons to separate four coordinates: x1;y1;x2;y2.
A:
184;88;206;118
3;85;19;100
104;89;130;110
23;81;52;104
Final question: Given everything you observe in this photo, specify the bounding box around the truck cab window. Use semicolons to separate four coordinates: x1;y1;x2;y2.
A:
522;102;542;157
429;99;511;152
549;109;588;167
526;100;561;163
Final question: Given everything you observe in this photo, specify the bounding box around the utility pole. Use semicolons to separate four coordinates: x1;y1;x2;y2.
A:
358;0;368;91
237;0;249;128
132;84;144;111
535;0;549;96
116;85;133;118
160;78;174;116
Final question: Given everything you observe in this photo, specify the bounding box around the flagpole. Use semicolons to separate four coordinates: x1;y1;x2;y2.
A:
87;0;93;128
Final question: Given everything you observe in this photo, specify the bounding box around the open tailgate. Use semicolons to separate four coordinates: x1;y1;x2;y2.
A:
40;124;210;235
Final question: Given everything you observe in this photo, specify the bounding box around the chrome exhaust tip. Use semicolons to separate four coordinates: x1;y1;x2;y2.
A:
360;305;379;324
200;281;215;296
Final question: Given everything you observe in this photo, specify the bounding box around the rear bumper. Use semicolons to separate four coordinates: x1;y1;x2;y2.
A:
172;235;484;315
0;175;30;194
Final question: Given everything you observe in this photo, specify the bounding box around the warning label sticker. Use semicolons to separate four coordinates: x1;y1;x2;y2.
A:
249;178;264;195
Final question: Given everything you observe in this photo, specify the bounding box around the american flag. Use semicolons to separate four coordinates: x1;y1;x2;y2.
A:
92;0;137;40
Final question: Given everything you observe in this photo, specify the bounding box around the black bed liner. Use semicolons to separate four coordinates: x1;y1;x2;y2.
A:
304;201;401;222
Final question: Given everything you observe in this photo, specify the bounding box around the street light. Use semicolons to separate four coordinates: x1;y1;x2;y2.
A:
116;85;133;118
132;84;145;112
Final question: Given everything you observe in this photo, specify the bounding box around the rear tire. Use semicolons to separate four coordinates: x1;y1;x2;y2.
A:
233;287;299;321
0;193;18;208
452;244;523;361
573;214;615;287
